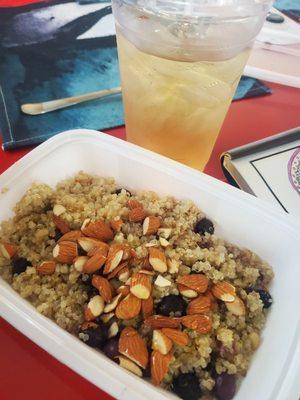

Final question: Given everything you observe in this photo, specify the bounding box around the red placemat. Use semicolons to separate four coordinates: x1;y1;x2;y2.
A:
0;79;300;400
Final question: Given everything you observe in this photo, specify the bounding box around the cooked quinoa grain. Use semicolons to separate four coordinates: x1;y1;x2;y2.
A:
0;172;274;399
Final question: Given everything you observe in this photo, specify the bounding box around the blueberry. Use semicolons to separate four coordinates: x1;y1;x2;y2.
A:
194;218;214;235
257;289;273;309
157;295;187;317
115;188;131;196
172;373;202;400
102;336;120;360
214;373;236;400
79;322;108;349
54;229;63;242
12;257;32;275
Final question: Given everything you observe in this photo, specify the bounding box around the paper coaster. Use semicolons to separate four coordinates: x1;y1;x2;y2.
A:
288;148;300;194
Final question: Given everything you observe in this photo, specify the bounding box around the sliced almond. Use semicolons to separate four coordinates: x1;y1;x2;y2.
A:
117;285;130;297
152;330;172;355
211;281;236;303
36;260;56;275
108;321;119;338
115;293;141;320
107;261;128;280
121;244;132;261
87;242;109;257
161;328;189;346
178;284;198;298
0;242;17;260
117;266;130;283
144;315;181;329
125;277;132;285
181;314;212;334
118;356;143;377
130;272;152;300
151;350;173;386
104;293;122;313
110;216;124;232
83;252;106;274
81;219;114;242
154;275;171;288
159;237;169;247
100;312;115;323
139;269;155;276
53;241;77;264
187;295;212;315
73;256;89;272
177;274;209;294
145;242;158;248
119;326;148;368
78;237;106;253
92;275;113;303
158;228;172;239
143;216;161;236
149;248;167;273
127;199;143;209
84;295;104;321
141;296;154;318
225;296;246;316
52;215;70;234
128;208;148;222
103;244;124;274
81;218;91;231
58;230;83;243
141;256;153;271
53;204;66;216
167;258;179;274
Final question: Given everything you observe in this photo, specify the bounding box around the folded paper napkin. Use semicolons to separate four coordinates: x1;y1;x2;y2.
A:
0;0;272;150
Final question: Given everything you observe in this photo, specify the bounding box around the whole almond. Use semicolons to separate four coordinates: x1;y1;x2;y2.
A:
181;314;212;334
119;326;148;368
81;219;114;242
161;328;189;347
151;350;173;386
103;244;124;274
211;281;236;302
187;295;212;315
52;215;70;234
144;315;181;329
141;296;154;318
36;260;56;275
128;208;148;222
58;230;83;243
143;216;161;236
225;296;246;316
152;330;173;355
92;275;114;303
53;241;77;264
83;252;106;274
127;199;143;209
148;248;167;273
177;274;209;293
130;272;152;300
0;242;18;260
115;293;141;320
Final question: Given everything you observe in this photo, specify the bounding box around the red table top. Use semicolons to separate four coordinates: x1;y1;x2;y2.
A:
0;81;300;400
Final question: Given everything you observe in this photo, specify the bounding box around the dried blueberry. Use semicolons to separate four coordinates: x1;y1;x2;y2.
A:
214;373;236;400
54;229;63;242
157;295;187;317
12;257;32;275
78;322;108;349
257;289;273;309
115;188;131;196
194;218;214;235
172;373;202;400
102;336;120;360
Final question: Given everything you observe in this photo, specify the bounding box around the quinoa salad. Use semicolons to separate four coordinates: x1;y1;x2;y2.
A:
0;172;274;400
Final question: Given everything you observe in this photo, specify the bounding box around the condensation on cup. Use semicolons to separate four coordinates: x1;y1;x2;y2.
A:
112;0;272;170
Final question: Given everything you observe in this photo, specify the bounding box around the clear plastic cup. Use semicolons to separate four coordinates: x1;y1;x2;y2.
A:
112;0;272;170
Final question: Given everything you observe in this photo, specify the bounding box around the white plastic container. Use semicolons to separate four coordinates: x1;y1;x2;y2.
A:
0;130;299;400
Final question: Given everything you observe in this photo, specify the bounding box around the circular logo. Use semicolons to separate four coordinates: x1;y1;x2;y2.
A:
288;148;300;194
